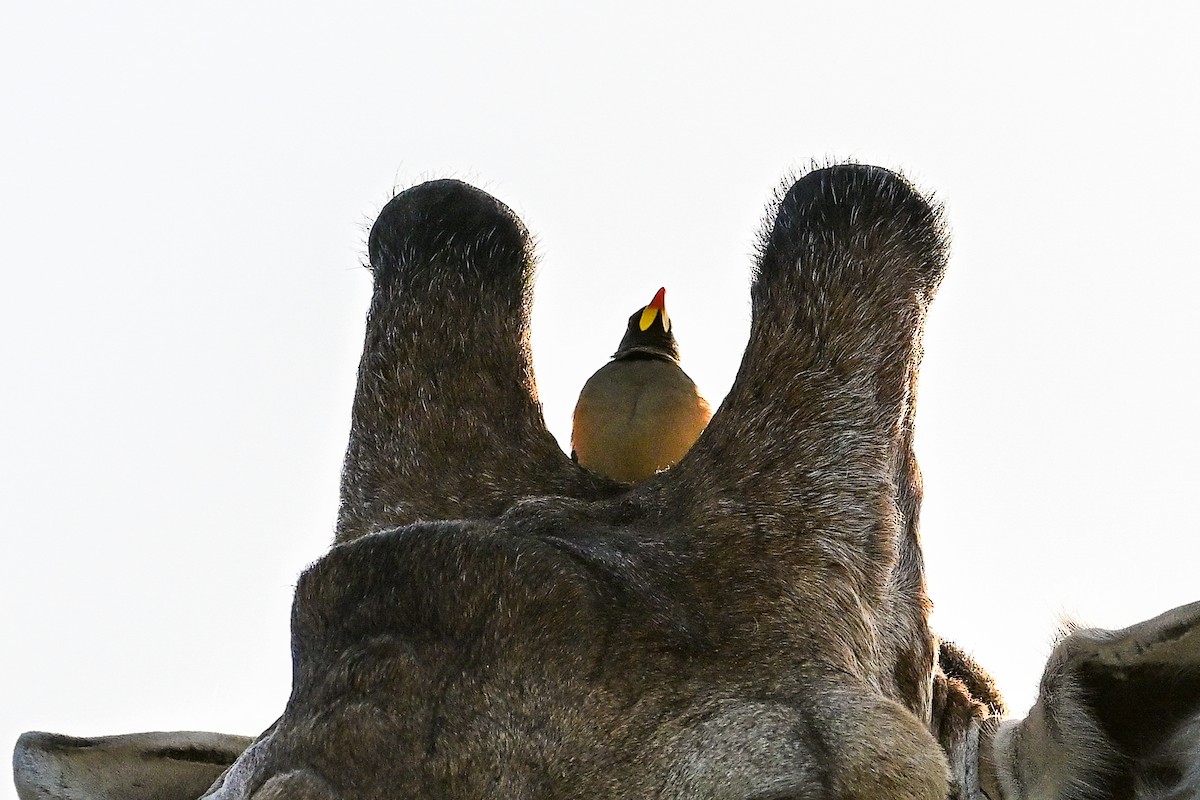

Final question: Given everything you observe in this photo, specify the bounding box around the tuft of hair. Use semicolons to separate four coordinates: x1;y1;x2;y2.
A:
753;158;950;271
938;640;1006;717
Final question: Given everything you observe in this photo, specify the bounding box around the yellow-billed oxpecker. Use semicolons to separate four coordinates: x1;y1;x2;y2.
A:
571;287;712;483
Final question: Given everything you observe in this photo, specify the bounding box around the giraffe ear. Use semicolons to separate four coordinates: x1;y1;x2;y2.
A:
981;601;1200;798
13;730;253;800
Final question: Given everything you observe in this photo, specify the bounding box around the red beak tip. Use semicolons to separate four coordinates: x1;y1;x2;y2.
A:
650;287;666;309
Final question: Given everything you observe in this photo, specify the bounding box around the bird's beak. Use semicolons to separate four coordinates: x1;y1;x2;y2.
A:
639;287;671;333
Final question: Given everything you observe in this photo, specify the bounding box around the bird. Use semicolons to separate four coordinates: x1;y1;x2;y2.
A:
571;287;712;484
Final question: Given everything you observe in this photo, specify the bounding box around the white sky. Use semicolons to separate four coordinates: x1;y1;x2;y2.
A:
3;2;1199;789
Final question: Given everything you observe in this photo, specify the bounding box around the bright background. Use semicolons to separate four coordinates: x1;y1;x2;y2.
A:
3;2;1198;789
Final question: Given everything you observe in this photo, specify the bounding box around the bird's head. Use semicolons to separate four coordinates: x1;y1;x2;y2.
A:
614;287;681;362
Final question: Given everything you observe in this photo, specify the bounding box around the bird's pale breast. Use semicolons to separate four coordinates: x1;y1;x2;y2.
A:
571;359;711;484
